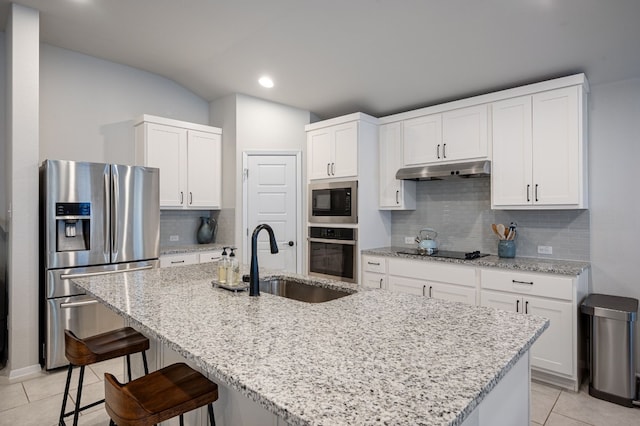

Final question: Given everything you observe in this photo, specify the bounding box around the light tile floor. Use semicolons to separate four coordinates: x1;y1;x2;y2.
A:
1;365;638;425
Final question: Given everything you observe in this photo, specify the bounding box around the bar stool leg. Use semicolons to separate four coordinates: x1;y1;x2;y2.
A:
208;403;216;426
142;351;149;374
58;364;74;426
179;414;184;426
72;366;85;426
126;354;132;382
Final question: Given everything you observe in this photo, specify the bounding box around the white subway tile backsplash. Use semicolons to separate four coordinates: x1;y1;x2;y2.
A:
390;178;590;261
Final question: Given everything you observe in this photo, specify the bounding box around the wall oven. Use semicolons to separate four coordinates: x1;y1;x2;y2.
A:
309;180;357;224
308;227;357;283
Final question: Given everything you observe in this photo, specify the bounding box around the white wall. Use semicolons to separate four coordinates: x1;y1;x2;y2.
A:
589;77;640;373
40;44;210;165
210;94;311;261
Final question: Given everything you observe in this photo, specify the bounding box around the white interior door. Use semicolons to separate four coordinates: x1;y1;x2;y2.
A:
246;155;298;273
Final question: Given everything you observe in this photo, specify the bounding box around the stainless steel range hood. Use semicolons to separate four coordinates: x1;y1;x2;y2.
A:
395;160;491;181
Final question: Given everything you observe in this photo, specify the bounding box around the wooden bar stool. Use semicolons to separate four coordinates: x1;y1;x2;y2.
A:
59;327;150;426
104;362;219;426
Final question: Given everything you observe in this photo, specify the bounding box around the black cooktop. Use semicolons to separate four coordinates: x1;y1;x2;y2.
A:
396;249;490;260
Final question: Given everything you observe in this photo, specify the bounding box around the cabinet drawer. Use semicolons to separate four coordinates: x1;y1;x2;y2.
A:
480;268;573;301
160;253;198;268
362;272;386;289
198;251;221;264
362;256;386;273
388;258;475;287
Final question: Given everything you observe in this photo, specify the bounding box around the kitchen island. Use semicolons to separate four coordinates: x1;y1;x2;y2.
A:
72;263;548;426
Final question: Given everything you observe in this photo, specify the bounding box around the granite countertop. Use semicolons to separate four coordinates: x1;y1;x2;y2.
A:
72;263;548;426
362;246;590;276
160;243;226;255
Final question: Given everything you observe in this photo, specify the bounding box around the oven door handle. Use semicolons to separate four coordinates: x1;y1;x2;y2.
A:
60;299;99;309
60;265;153;280
308;237;357;245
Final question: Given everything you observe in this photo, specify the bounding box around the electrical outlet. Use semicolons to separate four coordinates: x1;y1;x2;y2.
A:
404;236;414;244
169;235;179;242
538;245;552;255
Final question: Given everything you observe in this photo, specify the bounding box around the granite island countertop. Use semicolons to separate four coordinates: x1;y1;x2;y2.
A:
72;263;548;426
362;246;590;276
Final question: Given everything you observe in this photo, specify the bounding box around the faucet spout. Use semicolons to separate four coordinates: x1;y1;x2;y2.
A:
249;224;279;296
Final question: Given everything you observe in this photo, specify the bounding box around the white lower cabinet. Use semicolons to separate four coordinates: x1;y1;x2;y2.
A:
480;268;588;391
386;258;477;305
160;253;199;268
362;255;387;289
198;250;222;264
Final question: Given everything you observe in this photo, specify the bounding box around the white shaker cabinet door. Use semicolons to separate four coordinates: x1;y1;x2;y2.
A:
307;128;333;180
491;96;533;207
187;130;221;209
532;86;581;206
480;290;520;313
429;282;476;306
525;295;574;376
332;121;358;178
402;114;442;166
145;123;187;208
441;104;488;162
388;275;425;296
379;122;416;210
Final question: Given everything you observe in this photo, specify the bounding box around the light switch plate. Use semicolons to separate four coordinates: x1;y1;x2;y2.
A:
169;235;179;242
538;245;552;255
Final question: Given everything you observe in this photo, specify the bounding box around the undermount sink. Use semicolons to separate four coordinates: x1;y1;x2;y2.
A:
259;278;353;303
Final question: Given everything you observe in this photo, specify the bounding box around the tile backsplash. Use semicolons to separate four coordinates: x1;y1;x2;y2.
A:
160;210;222;246
390;178;590;261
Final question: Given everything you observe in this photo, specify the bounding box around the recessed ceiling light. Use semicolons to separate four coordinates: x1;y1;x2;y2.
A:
259;76;274;88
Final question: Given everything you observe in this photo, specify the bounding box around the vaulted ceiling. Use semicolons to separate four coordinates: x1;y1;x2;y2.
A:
2;0;640;119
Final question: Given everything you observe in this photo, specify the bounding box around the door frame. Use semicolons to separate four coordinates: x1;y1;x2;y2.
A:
242;151;303;273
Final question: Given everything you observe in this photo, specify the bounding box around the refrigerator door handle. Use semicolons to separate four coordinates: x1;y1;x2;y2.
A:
60;265;154;280
104;170;111;257
111;167;119;259
60;300;98;309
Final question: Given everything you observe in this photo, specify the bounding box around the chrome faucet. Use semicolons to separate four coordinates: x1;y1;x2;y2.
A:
249;224;279;296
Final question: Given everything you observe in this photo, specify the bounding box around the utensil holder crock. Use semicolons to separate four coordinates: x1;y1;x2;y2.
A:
498;240;516;258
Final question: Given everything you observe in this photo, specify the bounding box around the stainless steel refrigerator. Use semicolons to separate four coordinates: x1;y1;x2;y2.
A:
39;159;160;370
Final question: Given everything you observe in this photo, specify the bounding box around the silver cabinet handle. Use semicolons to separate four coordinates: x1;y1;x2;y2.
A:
396;190;399;204
512;280;534;285
331;163;335;175
535;184;539;202
180;191;184;204
437;144;440;159
367;261;380;266
527;184;531;202
443;143;446;158
327;163;330;176
61;300;98;309
189;192;193;205
61;265;153;280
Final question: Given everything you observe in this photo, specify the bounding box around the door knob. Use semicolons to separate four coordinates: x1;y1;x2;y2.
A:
288;241;294;246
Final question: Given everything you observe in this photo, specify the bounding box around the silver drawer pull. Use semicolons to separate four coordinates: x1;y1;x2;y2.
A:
367;261;381;266
512;279;534;285
61;300;98;309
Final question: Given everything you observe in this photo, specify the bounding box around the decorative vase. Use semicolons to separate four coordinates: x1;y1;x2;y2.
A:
196;217;217;244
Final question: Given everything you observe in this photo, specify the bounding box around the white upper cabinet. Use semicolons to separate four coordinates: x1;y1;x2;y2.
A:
135;115;222;209
441;104;488;161
379;122;416;210
401;104;488;167
402;114;442;165
492;85;587;209
307;121;358;180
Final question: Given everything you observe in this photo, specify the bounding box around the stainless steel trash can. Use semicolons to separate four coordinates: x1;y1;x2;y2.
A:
581;294;639;407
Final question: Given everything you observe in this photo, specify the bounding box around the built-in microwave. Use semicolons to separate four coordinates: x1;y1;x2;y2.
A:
308;180;357;224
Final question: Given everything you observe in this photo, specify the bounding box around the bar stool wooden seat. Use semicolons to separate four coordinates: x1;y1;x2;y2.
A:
59;327;150;426
105;362;219;426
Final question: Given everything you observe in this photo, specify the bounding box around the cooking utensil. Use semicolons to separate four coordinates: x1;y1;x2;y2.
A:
496;223;506;240
491;224;503;240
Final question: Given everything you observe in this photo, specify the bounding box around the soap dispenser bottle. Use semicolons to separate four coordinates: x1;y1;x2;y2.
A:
217;247;228;284
227;247;239;285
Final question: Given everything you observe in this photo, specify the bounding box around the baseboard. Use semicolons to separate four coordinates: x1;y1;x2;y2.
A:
532;368;579;392
0;363;43;384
